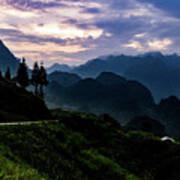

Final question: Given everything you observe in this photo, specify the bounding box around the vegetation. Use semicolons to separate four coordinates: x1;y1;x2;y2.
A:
31;62;48;97
0;78;51;121
1;57;48;98
5;67;11;80
16;57;29;88
39;62;48;98
1;41;180;179
0;109;179;179
126;116;166;137
0;145;47;180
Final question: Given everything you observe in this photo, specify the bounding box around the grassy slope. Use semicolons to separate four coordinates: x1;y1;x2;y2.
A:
0;109;179;180
0;145;47;180
0;79;51;122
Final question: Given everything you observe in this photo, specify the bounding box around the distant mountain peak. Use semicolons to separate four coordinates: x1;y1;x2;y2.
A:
46;63;72;74
48;71;81;87
140;51;164;58
96;72;126;85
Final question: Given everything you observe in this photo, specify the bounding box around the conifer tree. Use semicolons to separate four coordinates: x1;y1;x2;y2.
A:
39;62;48;98
5;67;11;80
16;57;29;88
0;70;2;80
31;62;40;95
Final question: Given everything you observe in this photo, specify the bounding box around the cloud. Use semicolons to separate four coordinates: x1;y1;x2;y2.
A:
123;38;173;52
2;0;66;11
82;7;101;14
147;38;173;50
123;40;144;51
138;0;180;18
0;0;180;67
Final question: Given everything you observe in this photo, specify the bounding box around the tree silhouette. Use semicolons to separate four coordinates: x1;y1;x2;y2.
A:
16;57;29;88
0;70;2;80
31;62;40;95
5;67;11;80
39;62;48;98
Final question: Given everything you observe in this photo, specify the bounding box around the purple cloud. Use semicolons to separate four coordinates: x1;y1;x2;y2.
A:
4;0;66;10
0;0;180;67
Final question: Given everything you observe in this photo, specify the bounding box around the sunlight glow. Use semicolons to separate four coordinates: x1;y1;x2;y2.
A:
33;24;103;39
147;38;173;50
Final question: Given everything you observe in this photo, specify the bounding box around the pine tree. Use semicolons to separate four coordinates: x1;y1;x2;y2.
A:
16;57;29;88
31;62;40;95
5;67;11;80
0;70;2;80
39;62;48;98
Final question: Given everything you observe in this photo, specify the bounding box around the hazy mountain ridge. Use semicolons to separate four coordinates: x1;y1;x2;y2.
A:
46;71;180;140
46;63;72;74
49;52;180;101
46;72;155;124
48;71;81;87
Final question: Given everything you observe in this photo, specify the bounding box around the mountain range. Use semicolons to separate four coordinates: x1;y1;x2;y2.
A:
48;52;180;101
2;39;180;139
46;72;155;124
1;38;180;102
46;71;180;140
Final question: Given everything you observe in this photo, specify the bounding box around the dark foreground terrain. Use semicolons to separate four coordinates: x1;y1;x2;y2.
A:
0;109;180;180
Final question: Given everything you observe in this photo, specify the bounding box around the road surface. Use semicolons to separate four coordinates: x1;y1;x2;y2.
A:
0;120;58;126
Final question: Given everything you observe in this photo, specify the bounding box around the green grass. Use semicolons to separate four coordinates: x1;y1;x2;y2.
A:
0;122;139;180
0;145;47;180
0;109;179;179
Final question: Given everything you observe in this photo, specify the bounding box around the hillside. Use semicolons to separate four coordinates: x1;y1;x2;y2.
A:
156;96;180;140
0;145;46;180
0;78;51;122
0;109;179;179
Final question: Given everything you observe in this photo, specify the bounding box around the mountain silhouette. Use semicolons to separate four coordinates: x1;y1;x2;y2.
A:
46;72;155;124
0;40;19;74
126;116;166;137
48;71;81;87
96;72;126;85
156;96;180;140
46;63;72;74
69;53;180;101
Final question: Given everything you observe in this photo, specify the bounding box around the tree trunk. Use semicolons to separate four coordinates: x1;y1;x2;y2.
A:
40;85;44;99
35;85;38;96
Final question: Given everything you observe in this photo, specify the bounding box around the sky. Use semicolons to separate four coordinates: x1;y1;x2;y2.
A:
0;0;180;67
